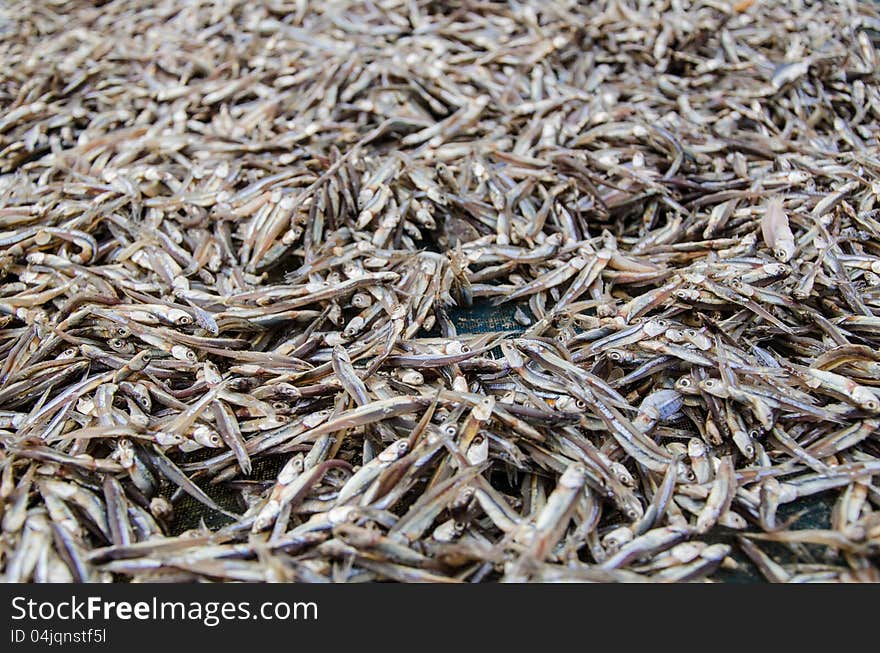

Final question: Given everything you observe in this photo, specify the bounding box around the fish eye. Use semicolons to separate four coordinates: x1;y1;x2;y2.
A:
656;319;668;328
704;379;716;387
273;401;286;410
686;329;697;337
864;400;879;412
177;315;192;325
471;435;484;446
460;345;471;353
454;521;466;532
678;378;691;387
749;429;762;439
686;469;696;482
444;424;457;436
186;351;197;361
397;441;409;453
575;399;587;409
211;434;221;445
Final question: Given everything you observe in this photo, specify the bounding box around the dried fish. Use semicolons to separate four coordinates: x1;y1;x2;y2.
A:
1;0;879;585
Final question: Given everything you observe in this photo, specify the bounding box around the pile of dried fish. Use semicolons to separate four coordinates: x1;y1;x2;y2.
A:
2;0;880;583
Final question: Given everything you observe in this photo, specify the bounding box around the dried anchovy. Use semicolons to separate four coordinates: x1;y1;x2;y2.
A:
1;0;880;583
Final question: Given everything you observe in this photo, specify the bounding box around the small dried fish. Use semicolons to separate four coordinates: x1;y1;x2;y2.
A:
1;0;878;585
